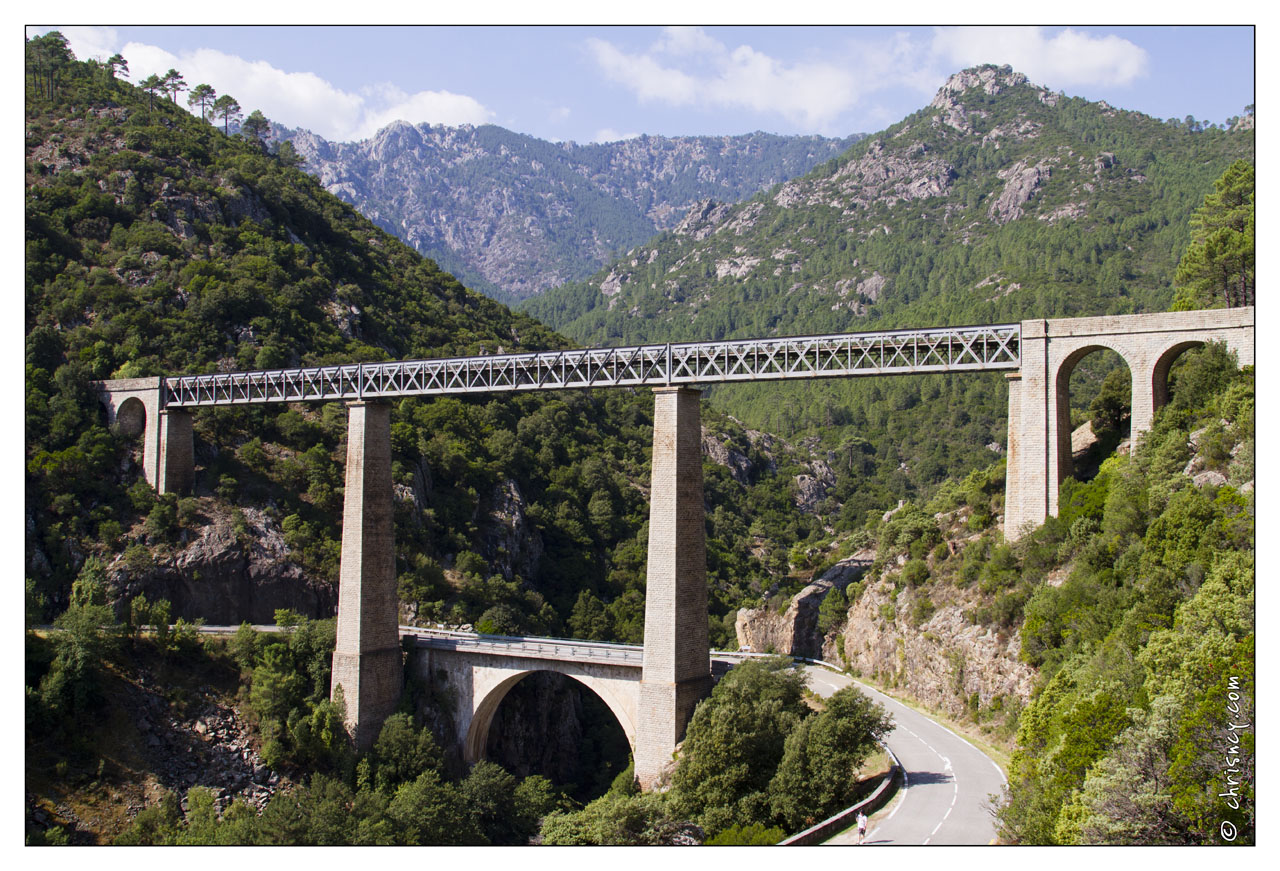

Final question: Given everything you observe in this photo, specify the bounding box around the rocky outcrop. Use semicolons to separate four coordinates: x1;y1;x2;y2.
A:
701;426;755;484
128;674;281;814
775;138;956;212
826;577;1036;720
675;199;735;240
1184;421;1253;491
794;458;836;513
478;478;543;581
989;159;1053;223
736;535;1036;723
735;553;873;659
106;505;335;624
700;421;837;516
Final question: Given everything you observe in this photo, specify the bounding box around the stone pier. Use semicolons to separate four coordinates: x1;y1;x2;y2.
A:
156;408;194;494
635;387;712;789
96;377;193;495
330;401;402;749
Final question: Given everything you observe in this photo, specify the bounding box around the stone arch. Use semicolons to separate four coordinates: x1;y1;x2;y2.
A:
113;395;147;438
1149;340;1207;414
1051;340;1136;486
465;669;638;765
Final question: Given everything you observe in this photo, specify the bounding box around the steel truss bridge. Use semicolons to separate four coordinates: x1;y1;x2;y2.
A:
161;324;1021;408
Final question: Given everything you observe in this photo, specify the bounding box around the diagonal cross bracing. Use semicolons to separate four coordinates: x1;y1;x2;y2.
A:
162;324;1020;407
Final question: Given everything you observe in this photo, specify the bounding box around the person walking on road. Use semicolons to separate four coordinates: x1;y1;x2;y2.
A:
856;810;868;844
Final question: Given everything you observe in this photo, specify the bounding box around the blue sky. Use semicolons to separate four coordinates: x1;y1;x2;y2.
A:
31;23;1255;145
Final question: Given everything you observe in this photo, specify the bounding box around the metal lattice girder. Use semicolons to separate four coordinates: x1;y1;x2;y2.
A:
162;324;1020;407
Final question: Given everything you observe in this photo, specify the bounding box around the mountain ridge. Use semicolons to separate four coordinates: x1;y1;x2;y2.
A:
524;65;1254;351
272;121;862;302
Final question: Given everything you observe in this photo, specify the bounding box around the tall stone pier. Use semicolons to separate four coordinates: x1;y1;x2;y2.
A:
635;387;712;789
330;401;402;749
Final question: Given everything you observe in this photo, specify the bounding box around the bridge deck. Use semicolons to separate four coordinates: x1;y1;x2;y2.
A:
403;627;645;667
161;324;1021;407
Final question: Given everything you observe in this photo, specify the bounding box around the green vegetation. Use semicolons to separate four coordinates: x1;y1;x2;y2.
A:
524;67;1254;520
23;40;825;652
997;344;1253;844
27;609;565;846
112;706;563;845
1172;159;1254;309
541;658;891;843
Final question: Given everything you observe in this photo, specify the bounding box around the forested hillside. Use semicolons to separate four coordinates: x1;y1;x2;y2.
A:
23;38;828;650
994;343;1254;843
525;65;1254;518
275;121;861;302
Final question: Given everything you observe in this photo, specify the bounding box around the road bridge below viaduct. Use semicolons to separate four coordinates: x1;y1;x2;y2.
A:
404;628;645;769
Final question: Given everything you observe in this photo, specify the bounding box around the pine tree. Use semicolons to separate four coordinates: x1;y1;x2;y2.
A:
188;83;216;121
212;94;242;135
1172;160;1254;309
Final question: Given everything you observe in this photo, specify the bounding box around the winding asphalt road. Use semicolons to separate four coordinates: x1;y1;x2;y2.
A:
803;666;1007;846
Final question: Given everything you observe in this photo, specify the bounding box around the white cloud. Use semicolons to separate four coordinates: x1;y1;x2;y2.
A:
587;36;698;106
50;26;492;142
354;84;493;138
588;26;896;132
653;25;723;58
49;25;121;63
592;128;640;143
930;26;1149;88
585;25;1153;135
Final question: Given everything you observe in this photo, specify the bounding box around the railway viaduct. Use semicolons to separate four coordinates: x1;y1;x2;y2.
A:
97;306;1253;788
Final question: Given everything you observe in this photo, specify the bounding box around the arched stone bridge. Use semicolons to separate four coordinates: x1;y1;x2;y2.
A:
97;307;1253;788
403;628;645;765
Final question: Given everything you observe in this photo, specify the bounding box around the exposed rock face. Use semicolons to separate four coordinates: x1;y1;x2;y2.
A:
826;577;1037;720
274;123;859;300
1071;420;1098;456
931;65;1028;106
736;534;1036;722
989;159;1052;223
774;138;956;212
793;459;836;513
1184;421;1253;492
478;478;543;581
700;426;754;484
735;553;873;659
700;420;836;515
675;200;735;240
106;505;335;623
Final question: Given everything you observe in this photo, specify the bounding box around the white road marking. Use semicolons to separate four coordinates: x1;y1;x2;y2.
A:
805;665;1002;845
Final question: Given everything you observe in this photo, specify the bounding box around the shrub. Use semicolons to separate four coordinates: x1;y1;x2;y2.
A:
901;558;929;588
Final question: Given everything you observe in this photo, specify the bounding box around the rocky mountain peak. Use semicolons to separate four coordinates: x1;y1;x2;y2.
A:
930;64;1030;110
